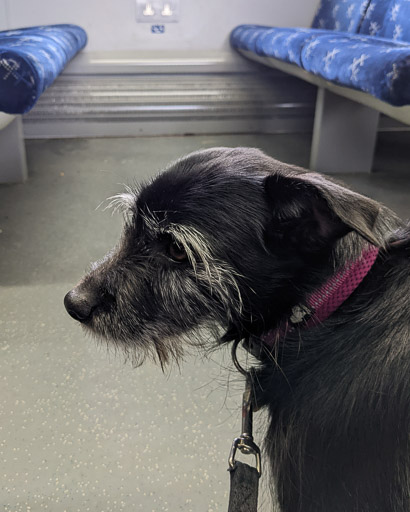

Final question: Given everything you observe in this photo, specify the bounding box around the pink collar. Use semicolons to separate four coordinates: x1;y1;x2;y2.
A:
261;245;379;347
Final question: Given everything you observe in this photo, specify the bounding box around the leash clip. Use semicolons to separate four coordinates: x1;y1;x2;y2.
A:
228;380;262;477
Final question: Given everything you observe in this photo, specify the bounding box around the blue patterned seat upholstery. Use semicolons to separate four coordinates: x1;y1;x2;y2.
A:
301;33;410;105
231;26;333;66
231;0;410;106
230;0;371;61
229;25;274;53
0;24;87;114
359;0;410;41
311;0;370;31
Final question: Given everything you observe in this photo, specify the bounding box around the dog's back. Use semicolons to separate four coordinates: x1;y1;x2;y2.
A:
255;224;410;512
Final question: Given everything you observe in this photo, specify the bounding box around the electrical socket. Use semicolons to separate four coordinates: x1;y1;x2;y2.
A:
136;0;180;23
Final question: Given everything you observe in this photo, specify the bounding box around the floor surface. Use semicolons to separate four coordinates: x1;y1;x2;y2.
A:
1;132;409;512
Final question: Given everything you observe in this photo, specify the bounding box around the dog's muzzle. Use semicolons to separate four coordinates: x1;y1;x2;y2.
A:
64;286;110;323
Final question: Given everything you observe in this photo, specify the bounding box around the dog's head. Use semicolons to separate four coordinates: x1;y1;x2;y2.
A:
64;147;394;366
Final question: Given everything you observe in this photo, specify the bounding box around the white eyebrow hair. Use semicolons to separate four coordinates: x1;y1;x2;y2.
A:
139;205;166;232
165;223;212;272
104;185;138;215
164;223;244;315
105;192;135;214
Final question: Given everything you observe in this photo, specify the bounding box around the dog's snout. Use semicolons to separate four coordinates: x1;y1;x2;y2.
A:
64;288;100;323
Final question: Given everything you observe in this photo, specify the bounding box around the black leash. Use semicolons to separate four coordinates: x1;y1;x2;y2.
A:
228;461;260;512
227;378;261;512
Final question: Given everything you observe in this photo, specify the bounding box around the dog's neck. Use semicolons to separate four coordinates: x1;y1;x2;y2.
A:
261;243;379;346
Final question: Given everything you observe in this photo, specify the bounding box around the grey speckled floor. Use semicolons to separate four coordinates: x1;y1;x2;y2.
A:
1;133;409;512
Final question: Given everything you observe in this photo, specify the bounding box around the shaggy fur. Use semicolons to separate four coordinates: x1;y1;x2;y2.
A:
64;147;410;512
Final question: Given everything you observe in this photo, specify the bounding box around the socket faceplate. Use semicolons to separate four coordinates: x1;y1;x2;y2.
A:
136;1;180;23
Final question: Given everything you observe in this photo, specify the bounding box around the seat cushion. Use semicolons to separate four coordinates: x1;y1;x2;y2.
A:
311;0;371;31
0;24;87;114
254;27;330;66
301;33;410;105
359;0;410;43
230;25;275;53
231;25;336;66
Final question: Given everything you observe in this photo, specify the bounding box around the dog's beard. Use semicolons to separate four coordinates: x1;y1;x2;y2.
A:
76;234;246;368
81;309;225;369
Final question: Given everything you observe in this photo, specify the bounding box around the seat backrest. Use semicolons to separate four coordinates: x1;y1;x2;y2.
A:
359;0;410;42
311;0;371;32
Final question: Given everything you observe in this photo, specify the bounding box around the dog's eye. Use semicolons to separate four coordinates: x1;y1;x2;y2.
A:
169;241;187;262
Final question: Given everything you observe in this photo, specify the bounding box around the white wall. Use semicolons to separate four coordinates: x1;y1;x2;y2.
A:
0;0;319;52
0;0;8;30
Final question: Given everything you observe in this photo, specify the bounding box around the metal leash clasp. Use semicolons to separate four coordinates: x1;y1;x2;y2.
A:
228;379;262;477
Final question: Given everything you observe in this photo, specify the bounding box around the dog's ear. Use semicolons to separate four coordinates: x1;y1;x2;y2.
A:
264;171;382;251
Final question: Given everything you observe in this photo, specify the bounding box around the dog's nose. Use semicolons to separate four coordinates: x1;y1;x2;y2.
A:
64;288;99;323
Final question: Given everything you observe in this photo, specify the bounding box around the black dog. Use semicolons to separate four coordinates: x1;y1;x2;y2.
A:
64;148;410;511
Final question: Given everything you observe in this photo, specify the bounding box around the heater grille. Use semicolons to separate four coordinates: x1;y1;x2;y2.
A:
23;71;316;138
